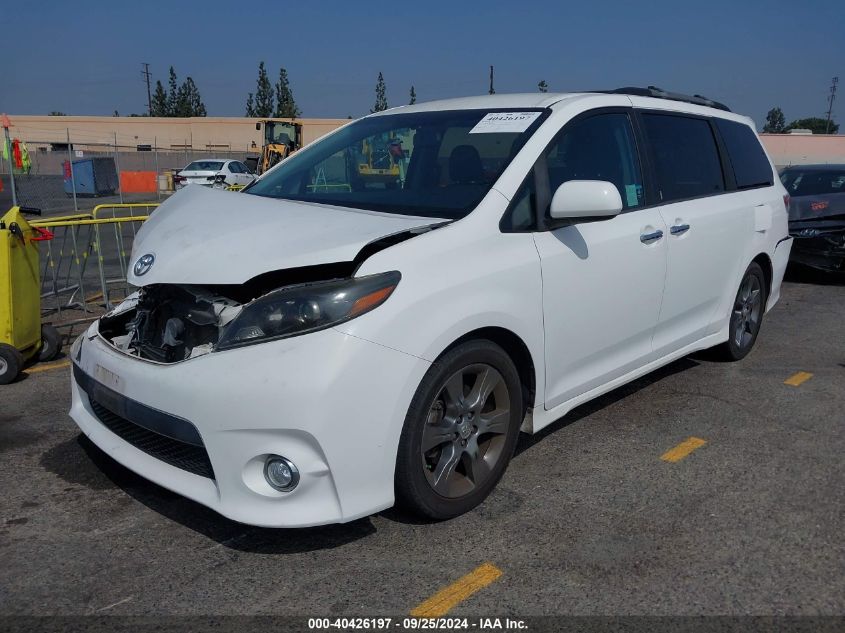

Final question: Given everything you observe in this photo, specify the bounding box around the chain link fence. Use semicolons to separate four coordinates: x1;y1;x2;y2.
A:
1;129;253;218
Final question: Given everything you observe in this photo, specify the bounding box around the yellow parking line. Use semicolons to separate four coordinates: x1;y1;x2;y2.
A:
661;437;707;463
784;371;813;387
25;359;71;374
410;563;503;617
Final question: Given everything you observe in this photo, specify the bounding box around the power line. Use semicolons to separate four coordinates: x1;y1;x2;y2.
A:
141;63;153;116
825;76;838;134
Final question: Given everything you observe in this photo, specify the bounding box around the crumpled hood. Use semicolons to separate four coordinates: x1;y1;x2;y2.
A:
128;185;441;286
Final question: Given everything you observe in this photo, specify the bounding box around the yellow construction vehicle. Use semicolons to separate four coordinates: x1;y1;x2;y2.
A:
249;120;304;175
357;132;410;185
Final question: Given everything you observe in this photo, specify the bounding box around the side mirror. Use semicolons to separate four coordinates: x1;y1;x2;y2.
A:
549;180;623;222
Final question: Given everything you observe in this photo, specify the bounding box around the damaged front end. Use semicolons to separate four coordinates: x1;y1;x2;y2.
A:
788;196;845;272
98;263;403;363
99;285;243;363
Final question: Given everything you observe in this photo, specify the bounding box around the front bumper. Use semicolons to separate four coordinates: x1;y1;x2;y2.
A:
789;235;845;272
788;221;845;272
69;323;430;527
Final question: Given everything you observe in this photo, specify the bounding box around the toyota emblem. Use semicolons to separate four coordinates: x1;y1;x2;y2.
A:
133;253;155;276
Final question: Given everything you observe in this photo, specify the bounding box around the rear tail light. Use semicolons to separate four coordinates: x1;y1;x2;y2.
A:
783;193;790;211
173;174;186;184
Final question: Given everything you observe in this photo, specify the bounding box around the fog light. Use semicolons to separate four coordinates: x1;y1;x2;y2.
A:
263;456;299;492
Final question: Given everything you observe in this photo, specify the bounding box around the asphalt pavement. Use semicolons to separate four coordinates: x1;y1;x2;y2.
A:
1;266;843;620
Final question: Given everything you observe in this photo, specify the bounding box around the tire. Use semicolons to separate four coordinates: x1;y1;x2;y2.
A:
0;344;24;385
39;324;63;362
713;262;767;361
395;339;524;520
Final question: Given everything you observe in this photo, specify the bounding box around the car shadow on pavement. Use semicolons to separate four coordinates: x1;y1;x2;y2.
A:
378;357;701;526
41;434;377;553
784;262;845;286
514;356;700;457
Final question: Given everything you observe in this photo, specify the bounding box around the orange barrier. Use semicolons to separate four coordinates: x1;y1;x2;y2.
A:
119;171;157;193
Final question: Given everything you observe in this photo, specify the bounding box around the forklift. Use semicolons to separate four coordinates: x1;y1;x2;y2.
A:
247;120;304;175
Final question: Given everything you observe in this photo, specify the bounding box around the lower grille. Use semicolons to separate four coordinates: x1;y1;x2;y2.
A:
89;399;215;479
73;363;215;480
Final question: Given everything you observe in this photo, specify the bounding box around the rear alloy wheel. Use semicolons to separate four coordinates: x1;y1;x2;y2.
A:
395;340;523;519
715;262;767;361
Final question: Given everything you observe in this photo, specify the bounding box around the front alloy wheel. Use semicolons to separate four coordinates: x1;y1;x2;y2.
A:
396;340;523;520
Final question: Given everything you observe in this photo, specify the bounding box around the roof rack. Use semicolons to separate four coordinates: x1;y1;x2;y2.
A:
600;86;731;112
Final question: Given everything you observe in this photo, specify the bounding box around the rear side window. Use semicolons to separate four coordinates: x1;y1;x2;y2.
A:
641;114;724;203
715;119;773;189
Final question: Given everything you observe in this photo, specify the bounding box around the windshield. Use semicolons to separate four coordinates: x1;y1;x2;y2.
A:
246;109;548;218
781;168;845;196
184;161;224;172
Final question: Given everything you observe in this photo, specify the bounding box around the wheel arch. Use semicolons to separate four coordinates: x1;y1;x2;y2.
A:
439;326;537;417
752;252;773;298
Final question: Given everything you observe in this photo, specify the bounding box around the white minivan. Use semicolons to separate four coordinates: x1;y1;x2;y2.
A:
69;88;793;527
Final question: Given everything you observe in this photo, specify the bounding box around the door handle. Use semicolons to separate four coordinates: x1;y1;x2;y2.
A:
640;229;664;244
670;223;690;235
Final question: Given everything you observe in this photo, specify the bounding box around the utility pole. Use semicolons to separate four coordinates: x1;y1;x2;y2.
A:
489;65;495;95
825;77;838;134
142;62;153;116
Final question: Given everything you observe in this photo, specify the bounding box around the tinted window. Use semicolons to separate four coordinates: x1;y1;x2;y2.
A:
227;162;238;173
716;119;773;189
545;113;644;210
247;109;547;219
642;114;724;203
781;168;845;196
502;173;537;231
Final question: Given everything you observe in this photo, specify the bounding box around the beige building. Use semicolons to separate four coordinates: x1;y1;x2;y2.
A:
4;115;844;168
5;115;350;153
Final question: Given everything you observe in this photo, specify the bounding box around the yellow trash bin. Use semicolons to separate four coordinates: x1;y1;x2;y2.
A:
0;207;62;384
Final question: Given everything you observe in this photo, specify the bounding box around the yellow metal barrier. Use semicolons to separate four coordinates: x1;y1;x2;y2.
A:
30;205;157;316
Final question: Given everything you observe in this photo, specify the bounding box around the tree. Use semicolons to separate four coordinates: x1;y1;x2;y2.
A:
762;107;785;133
372;72;388;113
181;77;206;117
252;62;274;117
274;67;300;118
785;117;839;134
245;93;256;117
48;111;66;116
538;80;548;93
151;80;168;116
409;85;416;105
166;67;180;117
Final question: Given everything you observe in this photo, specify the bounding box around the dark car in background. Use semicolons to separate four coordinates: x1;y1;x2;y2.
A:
782;164;845;272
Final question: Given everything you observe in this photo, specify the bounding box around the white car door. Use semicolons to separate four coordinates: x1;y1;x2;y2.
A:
638;112;749;355
530;110;668;410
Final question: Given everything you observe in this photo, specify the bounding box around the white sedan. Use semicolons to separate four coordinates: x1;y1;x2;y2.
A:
174;159;256;189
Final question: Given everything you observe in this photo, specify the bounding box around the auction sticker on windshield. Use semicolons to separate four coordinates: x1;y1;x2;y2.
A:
469;111;542;134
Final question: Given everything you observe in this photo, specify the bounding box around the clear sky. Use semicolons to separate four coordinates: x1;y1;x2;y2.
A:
2;0;843;130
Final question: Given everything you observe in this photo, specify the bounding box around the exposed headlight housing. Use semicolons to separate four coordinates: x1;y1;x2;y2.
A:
216;271;401;350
